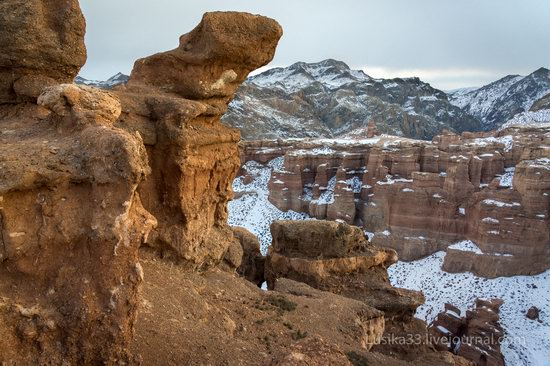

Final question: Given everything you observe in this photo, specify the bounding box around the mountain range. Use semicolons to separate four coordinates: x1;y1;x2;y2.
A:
448;67;550;131
76;62;550;140
75;72;129;89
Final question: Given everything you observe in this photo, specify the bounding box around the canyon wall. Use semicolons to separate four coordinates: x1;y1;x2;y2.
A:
241;126;550;277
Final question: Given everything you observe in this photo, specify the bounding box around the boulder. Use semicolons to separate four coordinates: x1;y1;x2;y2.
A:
526;306;541;321
0;0;86;103
38;84;122;127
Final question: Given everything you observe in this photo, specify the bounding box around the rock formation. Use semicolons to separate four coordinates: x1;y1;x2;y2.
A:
367;119;380;138
0;3;282;363
241;126;550;277
115;11;283;270
265;220;470;364
0;1;528;365
526;306;541;322
0;2;147;362
0;81;154;365
531;93;550;112
0;0;87;103
429;299;505;366
232;226;266;286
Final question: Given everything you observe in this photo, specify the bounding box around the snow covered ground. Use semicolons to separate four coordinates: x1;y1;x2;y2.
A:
389;252;550;366
227;158;309;253
228;158;550;365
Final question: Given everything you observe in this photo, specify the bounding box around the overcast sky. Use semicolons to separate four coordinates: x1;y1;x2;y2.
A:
80;0;550;90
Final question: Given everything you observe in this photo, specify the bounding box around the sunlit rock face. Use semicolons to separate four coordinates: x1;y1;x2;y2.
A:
0;3;282;363
0;0;87;103
116;11;283;270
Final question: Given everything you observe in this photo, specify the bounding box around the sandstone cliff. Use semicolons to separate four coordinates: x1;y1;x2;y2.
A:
241;127;550;278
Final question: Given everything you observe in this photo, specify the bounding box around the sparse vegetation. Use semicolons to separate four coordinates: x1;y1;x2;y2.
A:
265;295;297;312
290;329;308;340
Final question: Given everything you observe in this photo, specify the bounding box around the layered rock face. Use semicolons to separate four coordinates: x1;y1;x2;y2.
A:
0;4;282;364
242;126;550;277
0;3;146;363
116;12;283;269
429;299;505;366
266;220;423;317
266;220;470;365
0;82;154;365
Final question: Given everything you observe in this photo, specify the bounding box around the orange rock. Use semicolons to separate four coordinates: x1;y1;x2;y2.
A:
0;4;283;364
0;0;86;103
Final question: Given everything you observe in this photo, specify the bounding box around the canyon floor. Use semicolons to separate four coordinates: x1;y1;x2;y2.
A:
228;154;550;365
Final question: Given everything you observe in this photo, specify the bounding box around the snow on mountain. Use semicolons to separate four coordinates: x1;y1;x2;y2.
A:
450;68;550;131
249;59;372;93
445;86;479;96
223;59;481;141
75;72;129;89
499;109;550;131
449;75;522;110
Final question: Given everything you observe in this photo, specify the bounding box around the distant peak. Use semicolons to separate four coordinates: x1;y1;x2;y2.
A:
107;72;128;80
316;59;351;69
532;67;550;75
289;59;351;71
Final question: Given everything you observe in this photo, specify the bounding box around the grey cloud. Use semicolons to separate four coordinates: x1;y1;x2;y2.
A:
79;0;550;89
